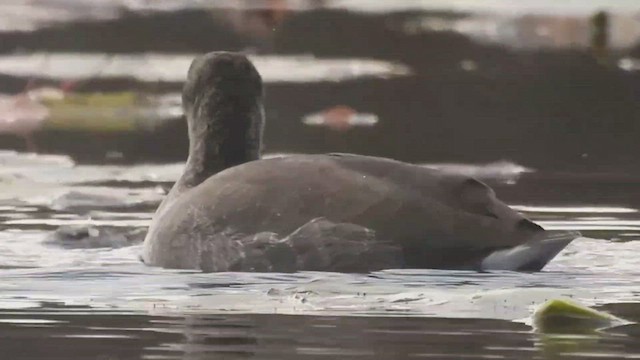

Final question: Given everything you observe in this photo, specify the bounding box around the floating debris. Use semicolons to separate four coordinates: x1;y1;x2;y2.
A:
533;298;630;334
0;93;49;151
459;59;478;71
40;91;179;132
2;84;182;139
44;225;146;249
302;105;378;131
619;57;640;72
532;299;634;358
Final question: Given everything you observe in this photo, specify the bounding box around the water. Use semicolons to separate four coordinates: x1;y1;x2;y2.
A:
1;1;640;359
1;152;639;359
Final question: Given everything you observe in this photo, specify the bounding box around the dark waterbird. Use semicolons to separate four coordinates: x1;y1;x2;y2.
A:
142;52;578;273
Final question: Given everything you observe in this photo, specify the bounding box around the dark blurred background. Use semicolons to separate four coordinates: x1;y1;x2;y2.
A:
0;0;639;173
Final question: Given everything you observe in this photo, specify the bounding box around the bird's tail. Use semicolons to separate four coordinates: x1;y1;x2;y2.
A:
480;230;580;271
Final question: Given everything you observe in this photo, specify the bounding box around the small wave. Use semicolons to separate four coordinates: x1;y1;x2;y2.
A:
547;237;640;275
48;188;162;212
0;150;74;170
513;205;638;214
43;225;145;249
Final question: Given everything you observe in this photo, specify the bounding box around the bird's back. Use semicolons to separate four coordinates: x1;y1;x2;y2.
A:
143;154;540;271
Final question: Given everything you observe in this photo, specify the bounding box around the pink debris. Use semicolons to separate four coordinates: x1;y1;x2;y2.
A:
302;105;378;131
0;92;50;152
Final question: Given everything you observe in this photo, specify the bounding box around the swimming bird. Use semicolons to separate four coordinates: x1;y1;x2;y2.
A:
142;51;577;273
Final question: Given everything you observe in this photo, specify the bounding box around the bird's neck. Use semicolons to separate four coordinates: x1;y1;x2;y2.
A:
176;103;264;192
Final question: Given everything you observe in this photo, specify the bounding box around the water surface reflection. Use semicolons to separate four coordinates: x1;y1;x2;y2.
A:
1;306;639;360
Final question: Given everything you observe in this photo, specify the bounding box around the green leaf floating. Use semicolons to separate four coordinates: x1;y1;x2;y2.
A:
533;298;629;334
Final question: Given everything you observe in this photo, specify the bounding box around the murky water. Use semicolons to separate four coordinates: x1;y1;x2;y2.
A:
1;1;640;359
1;151;639;359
